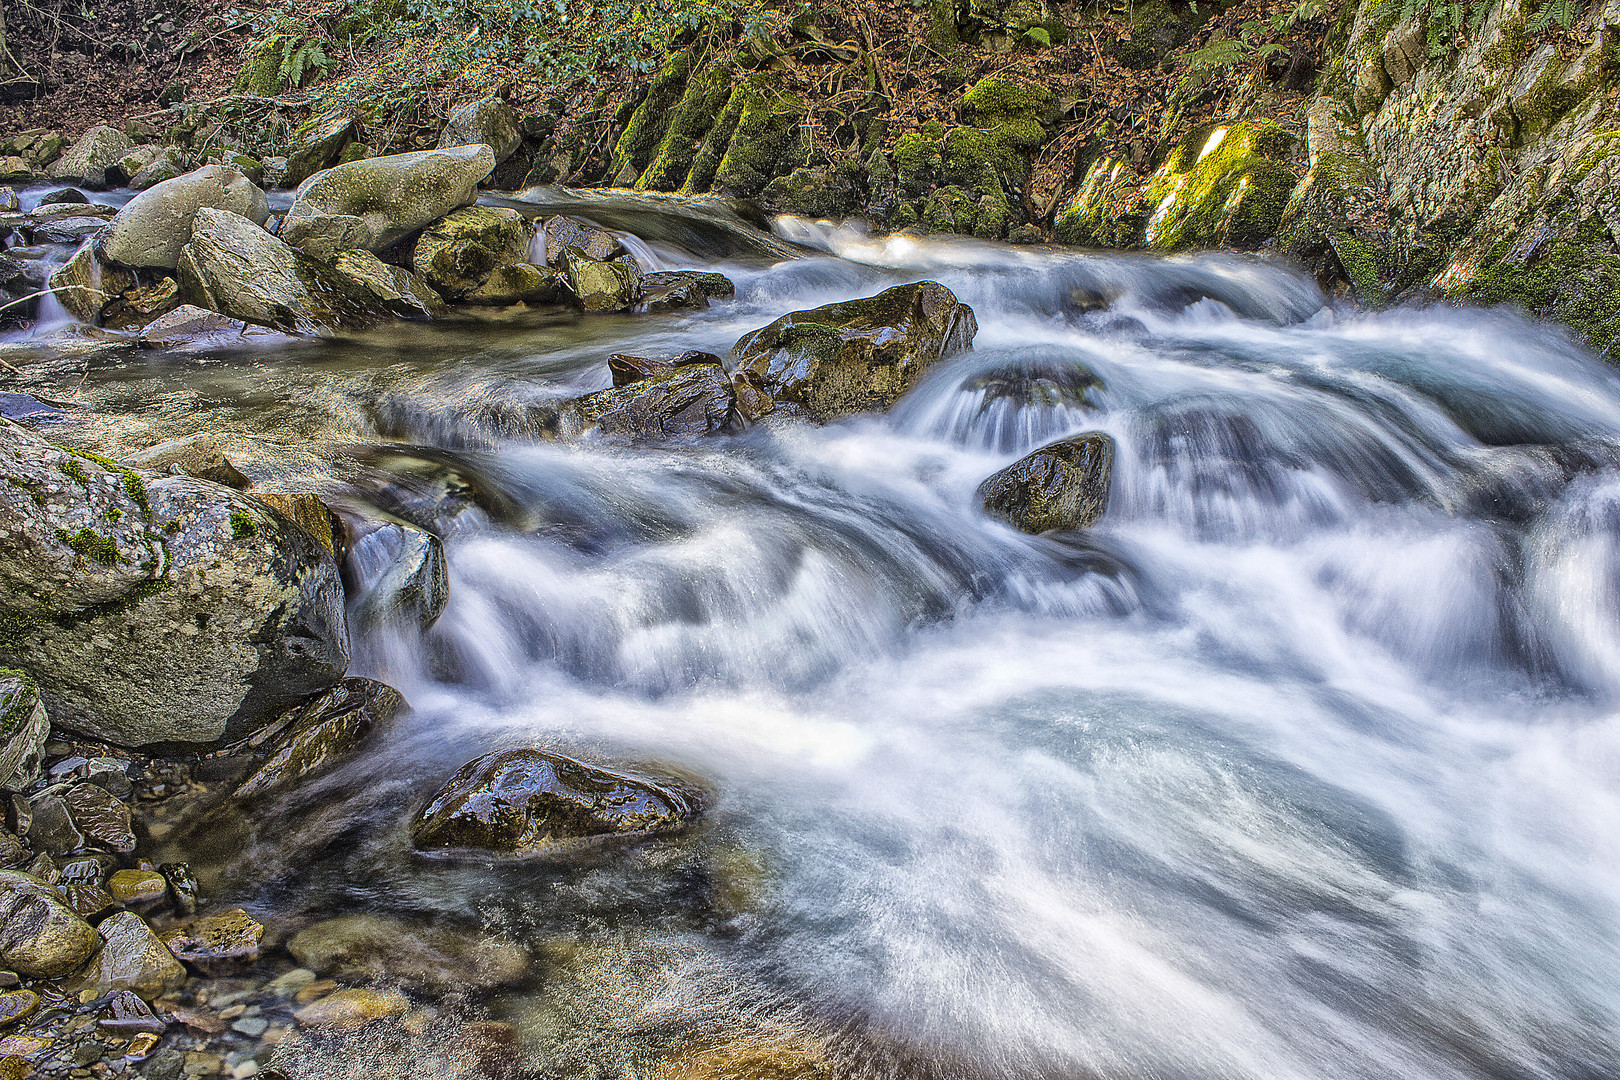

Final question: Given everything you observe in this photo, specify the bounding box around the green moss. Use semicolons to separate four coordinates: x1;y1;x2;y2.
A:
105;507;123;523
56;527;119;566
1330;231;1390;304
58;460;89;486
0;666;38;736
929;0;961;48
229;512;258;539
714;78;804;197
1143;121;1298;251
120;470;150;518
165;518;182;534
959;75;1055;149
637;64;734;192
611;49;697;183
683;80;749;194
235;31;296;97
1468;219;1620;356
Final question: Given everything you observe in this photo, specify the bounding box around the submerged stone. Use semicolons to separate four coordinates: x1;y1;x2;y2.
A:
412;748;702;856
977;432;1115;533
293;987;408;1031
286;913;528;991
233;678;406;801
158;908;264;976
70;911;186;999
731;281;977;421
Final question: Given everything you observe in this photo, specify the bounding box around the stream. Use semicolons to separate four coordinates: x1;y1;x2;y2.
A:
7;191;1620;1080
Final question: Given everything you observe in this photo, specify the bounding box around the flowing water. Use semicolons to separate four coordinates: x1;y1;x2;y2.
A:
12;195;1620;1080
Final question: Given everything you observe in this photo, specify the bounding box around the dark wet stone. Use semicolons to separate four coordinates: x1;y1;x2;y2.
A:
159;863;197;917
977;432;1115;534
98;989;165;1035
0;833;25;872
579;361;735;439
24;787;83;855
105;870;167;910
158;908;264;976
637;277;707;313
61;784;135;855
541;215;625;266
36;188;90;206
606;350;725;386
412;748;702;856
731;281;977;421
0;989;36;1029
639;270;734;300
234;678;406;801
286;913;528;991
0;870;102;977
965;359;1103;409
57;857;121;922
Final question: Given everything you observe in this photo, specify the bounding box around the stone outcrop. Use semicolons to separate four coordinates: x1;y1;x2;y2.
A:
47;126;135;189
731;281;977;421
0;421;350;746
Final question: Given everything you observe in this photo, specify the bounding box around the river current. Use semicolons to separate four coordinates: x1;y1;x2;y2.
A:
10;193;1620;1080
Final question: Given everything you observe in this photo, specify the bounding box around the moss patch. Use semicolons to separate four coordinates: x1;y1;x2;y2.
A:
56;527;119;566
1468;219;1620;356
229;512;258;540
1143;121;1298;250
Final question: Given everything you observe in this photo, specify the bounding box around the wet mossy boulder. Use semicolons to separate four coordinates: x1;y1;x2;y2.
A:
563;251;642;312
1053;156;1152;247
281;145;496;257
102;165;270;271
635;64;736;192
327;249;447;320
412;748;702;856
760;163;865;219
411;206;530;299
612;49;698;185
234;678;407;801
467;263;563;305
0;421;350;747
282;114;358;189
438;97;521;163
714;79;806;198
1277;149;1395;303
177;208;388;334
978;432;1115;533
0;670;48;791
731;281;978;421
1142;121;1298;251
541;215;625;267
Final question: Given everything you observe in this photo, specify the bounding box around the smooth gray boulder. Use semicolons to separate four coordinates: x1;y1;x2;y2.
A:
102;166;270;271
177;208;386;335
438;98;521;163
279;145;495;256
48;126;135;189
129;151;185;191
0;420;350;746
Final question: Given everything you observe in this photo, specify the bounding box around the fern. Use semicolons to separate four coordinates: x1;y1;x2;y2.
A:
276;36;332;89
1183;38;1248;71
1529;0;1581;32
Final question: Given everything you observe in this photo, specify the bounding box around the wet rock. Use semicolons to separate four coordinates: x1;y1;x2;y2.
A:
280;144;495;256
977;432;1115;533
0;190;18;213
56;857;120;921
347;522;449;632
124;1030;162;1061
32;215;110;245
158;908;264;976
105;870;165;909
0;990;34;1031
0;871;102;977
176;207;388;335
0;671;48;792
71;911;187;1000
23;788;83;855
731;281;977;421
233;678;406;800
563;250;641;312
579;360;736;438
1142;122;1298;251
540;216;625;266
101;278;182;331
0;393;61;424
282;115;358;190
608;350;725;385
248;492;337;556
286;914;528;991
326;250;447;320
413;749;702;856
641;270;735;300
61;782;136;854
97;989;165;1035
122;432;249;489
159;864;196;917
46;244;137;323
0;422;350;747
85;757;132;797
48;127;135;189
0;833;28;872
101;166;270;271
293;987;408;1031
466;263;563;305
637;276;707;313
438;99;522;163
649;1034;832;1080
135;305;256;351
410;206;530;299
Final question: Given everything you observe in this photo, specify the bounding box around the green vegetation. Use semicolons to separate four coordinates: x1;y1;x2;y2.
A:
230;512;259;540
56;527;119;566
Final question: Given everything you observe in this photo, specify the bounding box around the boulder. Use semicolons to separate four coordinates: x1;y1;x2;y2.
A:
233;678;406;801
466;263;562;305
327;250;447;320
0;671;48;792
101;166;270;271
0;421;350;746
563;251;641;312
112;146;163;186
639;270;734;300
977;432;1115;533
248;492;337;556
70;911;187;1000
48;126;135;188
0;872;101;977
281;114;358;189
287;913;529;991
279;145;496;256
638;276;707;313
541;216;625;266
410;205;529;299
579;359;736;438
31;215;111;245
412;748;702;856
158;908;264;975
129;152;185;191
438;98;522;163
176;208;387;335
347;522;449;631
57;857;120;921
46;245;136;323
731;281;977;421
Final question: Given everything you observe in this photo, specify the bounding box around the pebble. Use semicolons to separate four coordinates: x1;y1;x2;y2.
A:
264;968;315;997
106;869;167;907
125;1031;162;1061
292;979;337;1004
230;1016;267;1037
0;990;36;1028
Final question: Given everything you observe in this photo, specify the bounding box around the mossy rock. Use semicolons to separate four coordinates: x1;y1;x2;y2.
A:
894;123;947;200
714;79;805;198
410;206;530;299
1142;121;1298;251
959;75;1057;150
637;65;735;192
611;49;698;184
978;432;1114;533
1461;217;1620;356
682;81;749;194
760;163;864;218
234;31;298;97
